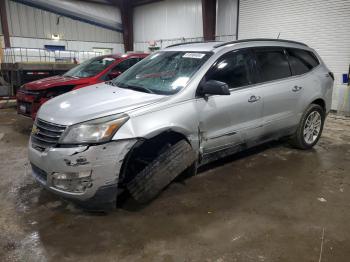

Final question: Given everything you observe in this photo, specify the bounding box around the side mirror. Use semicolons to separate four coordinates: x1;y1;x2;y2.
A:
108;71;122;80
199;80;230;96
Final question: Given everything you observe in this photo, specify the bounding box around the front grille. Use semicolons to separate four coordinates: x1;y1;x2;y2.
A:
31;119;67;151
31;163;48;183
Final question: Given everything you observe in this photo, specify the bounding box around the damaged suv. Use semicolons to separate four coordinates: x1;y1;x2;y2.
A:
29;39;334;210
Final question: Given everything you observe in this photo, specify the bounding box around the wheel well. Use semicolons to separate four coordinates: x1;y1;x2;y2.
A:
312;99;326;111
119;130;189;186
144;131;189;147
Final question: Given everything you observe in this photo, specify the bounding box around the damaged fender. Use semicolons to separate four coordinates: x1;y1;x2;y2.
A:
29;138;138;205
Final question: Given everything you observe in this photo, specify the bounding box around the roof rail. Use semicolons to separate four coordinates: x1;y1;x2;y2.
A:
166;40;221;48
214;38;308;48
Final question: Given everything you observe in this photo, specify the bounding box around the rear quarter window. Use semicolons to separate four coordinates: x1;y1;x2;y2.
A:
287;48;320;76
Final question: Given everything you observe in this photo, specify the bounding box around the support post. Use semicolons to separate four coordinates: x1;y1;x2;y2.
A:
0;0;11;48
120;0;134;52
201;0;216;41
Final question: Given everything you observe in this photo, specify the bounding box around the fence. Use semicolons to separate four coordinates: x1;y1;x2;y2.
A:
1;47;102;64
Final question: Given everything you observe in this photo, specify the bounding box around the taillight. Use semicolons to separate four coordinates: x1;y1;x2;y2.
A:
328;72;334;80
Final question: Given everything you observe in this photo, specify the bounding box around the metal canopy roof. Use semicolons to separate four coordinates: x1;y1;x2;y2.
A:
13;0;123;32
11;0;165;32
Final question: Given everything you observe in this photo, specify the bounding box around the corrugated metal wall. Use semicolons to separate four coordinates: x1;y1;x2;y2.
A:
239;0;350;111
50;0;122;25
5;0;124;53
216;0;238;41
133;0;203;51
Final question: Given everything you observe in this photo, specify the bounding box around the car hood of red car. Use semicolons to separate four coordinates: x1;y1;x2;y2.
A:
24;75;93;90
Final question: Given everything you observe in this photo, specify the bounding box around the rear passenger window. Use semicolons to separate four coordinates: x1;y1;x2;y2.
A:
206;50;255;89
287;48;319;75
254;48;291;82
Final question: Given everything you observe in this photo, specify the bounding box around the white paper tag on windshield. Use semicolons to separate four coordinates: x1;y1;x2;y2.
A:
183;53;206;59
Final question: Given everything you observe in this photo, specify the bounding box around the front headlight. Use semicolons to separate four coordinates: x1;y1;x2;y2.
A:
59;114;129;144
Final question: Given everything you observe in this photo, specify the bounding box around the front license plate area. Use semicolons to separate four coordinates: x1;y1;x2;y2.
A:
20;104;26;113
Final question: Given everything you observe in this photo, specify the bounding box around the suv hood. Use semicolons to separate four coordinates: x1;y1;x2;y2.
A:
38;83;167;125
25;75;92;90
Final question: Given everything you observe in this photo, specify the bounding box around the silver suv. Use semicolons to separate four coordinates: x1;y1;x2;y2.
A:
28;39;334;210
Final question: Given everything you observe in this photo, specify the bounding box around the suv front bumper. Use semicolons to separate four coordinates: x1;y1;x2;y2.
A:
28;138;137;209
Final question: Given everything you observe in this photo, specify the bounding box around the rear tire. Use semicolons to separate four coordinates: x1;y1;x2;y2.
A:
127;140;196;204
290;104;325;149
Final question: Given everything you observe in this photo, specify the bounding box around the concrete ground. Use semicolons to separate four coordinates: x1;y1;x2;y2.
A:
1;108;350;262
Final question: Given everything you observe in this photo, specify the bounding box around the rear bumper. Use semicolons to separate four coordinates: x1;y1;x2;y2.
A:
29;138;137;209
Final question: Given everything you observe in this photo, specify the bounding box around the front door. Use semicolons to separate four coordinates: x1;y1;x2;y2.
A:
196;49;264;158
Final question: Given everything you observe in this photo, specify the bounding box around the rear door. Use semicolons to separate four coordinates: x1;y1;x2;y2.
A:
253;47;301;136
286;48;328;111
197;49;264;156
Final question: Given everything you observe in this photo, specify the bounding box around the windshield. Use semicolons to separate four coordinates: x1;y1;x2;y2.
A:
112;51;212;95
64;57;116;78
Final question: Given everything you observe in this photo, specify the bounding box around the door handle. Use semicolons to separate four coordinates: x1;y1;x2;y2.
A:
248;95;261;103
292;86;303;92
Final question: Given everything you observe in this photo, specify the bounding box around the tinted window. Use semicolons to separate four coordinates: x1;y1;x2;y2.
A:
63;57;116;78
255;48;291;82
287;48;319;75
113;58;140;73
206;50;255;89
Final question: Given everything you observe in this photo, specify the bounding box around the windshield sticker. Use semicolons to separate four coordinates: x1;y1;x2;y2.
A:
183;53;206;59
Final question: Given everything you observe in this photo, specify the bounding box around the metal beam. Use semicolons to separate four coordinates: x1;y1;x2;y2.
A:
236;0;239;40
12;0;123;32
201;0;216;41
119;0;134;52
107;0;164;7
131;0;164;7
0;0;11;48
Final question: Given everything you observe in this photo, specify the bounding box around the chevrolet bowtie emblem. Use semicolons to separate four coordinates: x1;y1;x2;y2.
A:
31;125;40;135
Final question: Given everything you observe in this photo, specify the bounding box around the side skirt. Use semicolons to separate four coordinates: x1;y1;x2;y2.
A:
199;125;297;166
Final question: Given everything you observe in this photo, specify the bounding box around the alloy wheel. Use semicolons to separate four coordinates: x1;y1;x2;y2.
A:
303;111;322;144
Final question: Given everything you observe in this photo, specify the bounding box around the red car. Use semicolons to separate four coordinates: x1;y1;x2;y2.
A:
16;53;148;119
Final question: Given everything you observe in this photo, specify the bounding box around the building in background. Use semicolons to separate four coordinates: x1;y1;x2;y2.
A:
238;0;350;112
1;0;124;54
133;0;204;50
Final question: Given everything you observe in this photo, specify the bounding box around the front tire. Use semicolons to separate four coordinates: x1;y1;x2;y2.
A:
290;104;325;149
127;140;196;204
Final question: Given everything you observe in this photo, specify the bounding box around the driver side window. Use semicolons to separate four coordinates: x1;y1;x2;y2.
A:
206;50;256;89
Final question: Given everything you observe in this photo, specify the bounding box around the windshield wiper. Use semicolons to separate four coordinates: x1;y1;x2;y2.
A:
63;75;81;79
105;81;117;86
115;82;154;94
126;85;154;94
